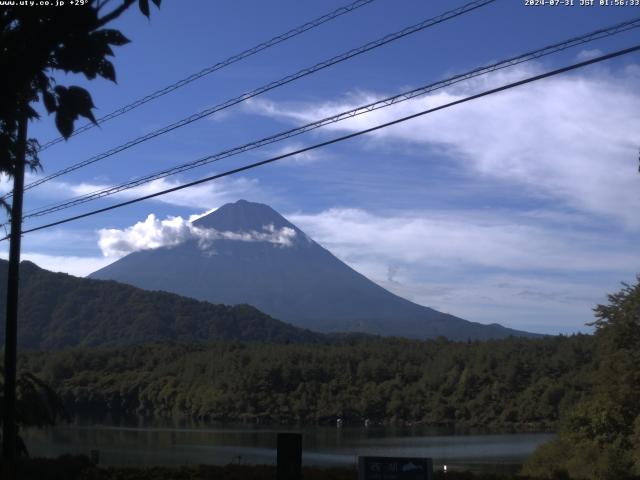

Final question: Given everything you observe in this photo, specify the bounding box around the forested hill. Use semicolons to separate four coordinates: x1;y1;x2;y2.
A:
20;334;596;429
0;260;321;349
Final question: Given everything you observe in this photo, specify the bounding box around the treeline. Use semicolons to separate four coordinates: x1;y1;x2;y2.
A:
20;334;595;429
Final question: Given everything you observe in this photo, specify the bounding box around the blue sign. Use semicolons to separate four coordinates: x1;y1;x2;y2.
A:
358;456;434;480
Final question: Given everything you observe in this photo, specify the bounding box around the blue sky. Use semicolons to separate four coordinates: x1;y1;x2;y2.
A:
3;0;640;334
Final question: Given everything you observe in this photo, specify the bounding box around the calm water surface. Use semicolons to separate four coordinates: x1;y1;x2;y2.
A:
23;424;554;473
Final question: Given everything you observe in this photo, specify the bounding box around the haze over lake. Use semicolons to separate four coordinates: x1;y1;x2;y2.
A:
23;424;554;473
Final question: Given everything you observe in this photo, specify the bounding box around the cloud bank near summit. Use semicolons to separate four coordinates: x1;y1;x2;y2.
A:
98;213;297;258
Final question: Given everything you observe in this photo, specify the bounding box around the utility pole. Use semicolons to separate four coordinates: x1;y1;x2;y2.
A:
2;110;27;472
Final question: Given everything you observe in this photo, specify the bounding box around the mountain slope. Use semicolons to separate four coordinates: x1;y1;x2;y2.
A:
0;260;320;349
91;200;536;340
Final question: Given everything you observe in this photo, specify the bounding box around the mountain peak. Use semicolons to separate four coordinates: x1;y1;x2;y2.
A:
193;200;297;233
90;200;538;341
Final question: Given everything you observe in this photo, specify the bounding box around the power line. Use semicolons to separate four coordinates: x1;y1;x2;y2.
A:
36;0;376;152
18;16;640;221
6;44;638;241
7;0;495;200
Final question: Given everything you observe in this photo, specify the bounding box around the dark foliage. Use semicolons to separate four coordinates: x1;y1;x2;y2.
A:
0;367;65;429
19;334;595;429
0;0;160;195
523;278;640;479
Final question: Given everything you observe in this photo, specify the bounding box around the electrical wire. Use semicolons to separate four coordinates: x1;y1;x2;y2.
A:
18;16;640;221
5;0;495;200
37;0;377;152
5;44;637;241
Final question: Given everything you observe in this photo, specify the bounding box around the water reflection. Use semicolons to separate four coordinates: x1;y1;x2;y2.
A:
22;423;554;473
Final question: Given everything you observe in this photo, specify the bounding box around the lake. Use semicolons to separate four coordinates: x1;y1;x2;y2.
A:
22;423;554;473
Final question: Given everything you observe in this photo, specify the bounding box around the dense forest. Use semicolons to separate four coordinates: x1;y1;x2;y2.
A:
523;279;640;479
0;260;321;348
3;267;638;479
20;334;595;429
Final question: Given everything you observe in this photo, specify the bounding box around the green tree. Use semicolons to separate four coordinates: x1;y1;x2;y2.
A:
1;0;161;178
0;367;65;429
523;277;640;479
1;0;161;467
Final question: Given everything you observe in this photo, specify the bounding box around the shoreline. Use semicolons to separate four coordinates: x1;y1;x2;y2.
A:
21;425;551;473
12;456;527;480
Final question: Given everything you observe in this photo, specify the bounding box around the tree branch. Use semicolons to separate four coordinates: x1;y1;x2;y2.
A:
97;0;136;27
97;0;116;13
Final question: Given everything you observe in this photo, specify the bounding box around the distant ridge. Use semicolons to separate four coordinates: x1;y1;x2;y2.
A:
0;260;321;349
90;200;538;341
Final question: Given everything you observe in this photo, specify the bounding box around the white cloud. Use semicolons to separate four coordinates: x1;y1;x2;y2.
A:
287;207;639;333
70;175;259;209
248;63;640;228
97;212;296;258
0;251;113;277
373;273;607;334
576;49;603;61
289;207;638;272
0;171;48;196
0;175;11;195
2;171;259;212
270;141;323;164
188;208;218;222
98;214;193;257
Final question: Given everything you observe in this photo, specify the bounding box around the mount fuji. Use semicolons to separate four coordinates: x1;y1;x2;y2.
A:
90;200;535;340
